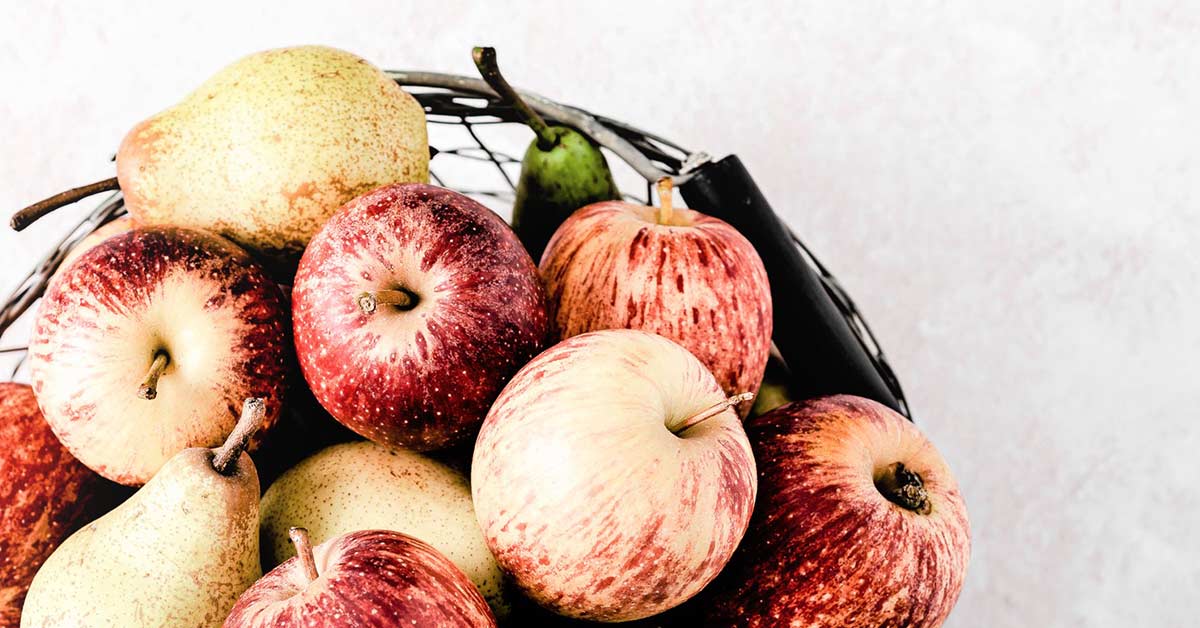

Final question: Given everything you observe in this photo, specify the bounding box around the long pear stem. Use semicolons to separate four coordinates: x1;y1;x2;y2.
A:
672;392;755;434
656;177;674;225
211;398;266;476
472;46;557;150
356;289;415;314
289;527;320;582
10;177;121;231
136;352;170;400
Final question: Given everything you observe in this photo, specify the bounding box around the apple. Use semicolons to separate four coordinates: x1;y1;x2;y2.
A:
539;179;772;411
0;383;123;626
471;329;757;622
29;226;289;485
223;528;496;627
49;216;136;287
699;395;971;627
292;183;548;451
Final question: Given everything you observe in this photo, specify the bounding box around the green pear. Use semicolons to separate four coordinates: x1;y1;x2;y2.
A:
20;399;267;628
115;46;429;269
259;441;509;618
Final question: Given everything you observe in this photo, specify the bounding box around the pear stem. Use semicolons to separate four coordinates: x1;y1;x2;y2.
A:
656;177;674;225
472;46;557;150
289;527;320;583
10;177;121;231
672;392;755;434
211;398;266;476
136;352;170;400
356;289;416;314
875;462;933;515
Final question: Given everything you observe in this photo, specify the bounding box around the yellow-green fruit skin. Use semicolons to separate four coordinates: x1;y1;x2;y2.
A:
259;441;509;618
20;449;261;628
116;46;429;266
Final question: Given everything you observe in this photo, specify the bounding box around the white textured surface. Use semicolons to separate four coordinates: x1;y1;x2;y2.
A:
2;2;1197;626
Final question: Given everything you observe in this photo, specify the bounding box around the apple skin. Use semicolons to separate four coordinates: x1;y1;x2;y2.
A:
292;183;548;451
700;396;971;628
540;201;772;412
0;383;123;628
223;529;496;627
29;226;289;485
472;329;757;622
48;216;137;287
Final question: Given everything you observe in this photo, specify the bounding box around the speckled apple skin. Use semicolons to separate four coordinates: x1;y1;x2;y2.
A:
258;441;509;618
224;530;496;628
540;201;772;414
292;183;548;451
117;46;429;265
29;227;288;486
20;448;261;628
472;329;757;622
47;216;136;288
0;384;115;628
702;396;971;628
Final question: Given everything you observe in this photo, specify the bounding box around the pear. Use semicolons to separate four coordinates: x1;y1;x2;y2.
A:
258;441;510;618
114;45;429;269
20;399;267;628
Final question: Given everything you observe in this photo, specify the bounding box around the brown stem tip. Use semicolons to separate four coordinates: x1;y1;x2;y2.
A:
471;46;556;150
211;398;266;476
289;527;320;583
672;391;755;435
10;177;121;231
137;352;170;400
875;462;933;515
356;289;416;314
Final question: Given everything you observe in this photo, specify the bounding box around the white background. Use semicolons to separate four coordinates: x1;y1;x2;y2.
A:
2;2;1197;626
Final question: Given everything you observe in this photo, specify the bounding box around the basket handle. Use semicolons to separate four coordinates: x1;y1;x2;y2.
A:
680;155;908;416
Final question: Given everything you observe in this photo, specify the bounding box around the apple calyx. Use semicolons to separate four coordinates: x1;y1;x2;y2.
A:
356;289;417;314
136;351;171;400
670;391;755;435
210;397;266;476
875;462;933;515
288;527;321;583
656;177;674;225
472;46;558;151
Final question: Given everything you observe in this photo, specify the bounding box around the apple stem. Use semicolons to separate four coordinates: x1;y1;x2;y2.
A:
671;391;755;434
136;352;171;400
472;46;557;150
356;289;416;314
656;177;674;225
211;398;266;476
10;177;121;231
876;462;933;515
289;527;320;583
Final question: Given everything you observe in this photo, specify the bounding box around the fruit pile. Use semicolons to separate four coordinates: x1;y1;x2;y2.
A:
1;46;970;628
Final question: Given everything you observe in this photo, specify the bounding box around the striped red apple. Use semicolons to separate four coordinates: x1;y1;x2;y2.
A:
472;329;757;622
539;178;771;412
700;395;971;627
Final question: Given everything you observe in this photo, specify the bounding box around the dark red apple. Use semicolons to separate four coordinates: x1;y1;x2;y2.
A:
28;226;289;485
292;183;548;451
539;179;771;412
223;528;496;627
700;395;971;627
0;383;122;627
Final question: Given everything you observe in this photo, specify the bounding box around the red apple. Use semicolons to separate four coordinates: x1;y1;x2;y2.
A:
223;528;496;627
29;226;288;485
700;395;971;627
0;382;122;627
292;183;548;451
540;180;771;411
472;329;757;622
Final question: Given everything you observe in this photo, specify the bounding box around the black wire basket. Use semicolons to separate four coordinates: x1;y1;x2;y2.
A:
0;70;908;419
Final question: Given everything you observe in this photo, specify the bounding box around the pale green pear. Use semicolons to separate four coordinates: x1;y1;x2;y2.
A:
259;441;509;618
116;45;429;268
21;401;265;628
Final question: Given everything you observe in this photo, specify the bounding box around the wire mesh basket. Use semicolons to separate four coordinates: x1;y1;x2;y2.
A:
0;70;908;418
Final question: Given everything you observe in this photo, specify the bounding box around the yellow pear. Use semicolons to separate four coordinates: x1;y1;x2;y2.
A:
116;46;429;267
20;400;266;628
